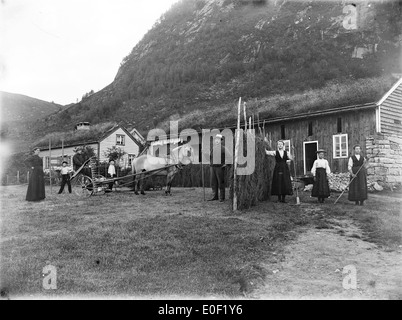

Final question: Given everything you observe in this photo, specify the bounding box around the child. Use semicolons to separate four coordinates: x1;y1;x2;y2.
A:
107;160;117;191
58;161;72;194
311;149;331;203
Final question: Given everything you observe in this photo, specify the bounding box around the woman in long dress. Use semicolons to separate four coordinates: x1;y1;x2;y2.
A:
266;140;293;203
348;145;368;206
311;149;331;203
25;148;46;201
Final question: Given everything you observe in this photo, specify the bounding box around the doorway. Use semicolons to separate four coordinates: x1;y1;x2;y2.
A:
303;141;318;174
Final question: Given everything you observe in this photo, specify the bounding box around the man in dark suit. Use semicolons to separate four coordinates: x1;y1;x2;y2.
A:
73;148;89;175
209;134;232;202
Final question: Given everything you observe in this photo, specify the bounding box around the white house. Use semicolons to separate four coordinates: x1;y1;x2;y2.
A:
39;124;144;169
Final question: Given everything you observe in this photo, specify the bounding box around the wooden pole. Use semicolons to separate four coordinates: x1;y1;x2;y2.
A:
49;138;52;194
201;128;205;201
17;171;20;184
62;139;64;160
243;102;247;132
27;171;30;183
263;120;266;139
233;97;241;212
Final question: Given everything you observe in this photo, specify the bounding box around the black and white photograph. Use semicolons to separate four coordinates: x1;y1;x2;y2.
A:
0;0;401;305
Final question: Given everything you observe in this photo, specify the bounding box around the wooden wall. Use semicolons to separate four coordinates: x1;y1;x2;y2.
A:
381;83;402;136
263;108;377;175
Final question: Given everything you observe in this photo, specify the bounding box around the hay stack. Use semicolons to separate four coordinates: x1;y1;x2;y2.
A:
229;133;274;210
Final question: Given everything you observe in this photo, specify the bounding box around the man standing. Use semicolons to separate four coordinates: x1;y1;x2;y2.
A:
73;148;88;175
209;134;232;202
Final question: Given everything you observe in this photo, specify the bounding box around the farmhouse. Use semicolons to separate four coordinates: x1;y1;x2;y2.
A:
261;77;402;188
38;123;143;169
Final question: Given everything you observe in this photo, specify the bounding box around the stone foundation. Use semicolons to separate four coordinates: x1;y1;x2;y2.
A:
366;133;402;190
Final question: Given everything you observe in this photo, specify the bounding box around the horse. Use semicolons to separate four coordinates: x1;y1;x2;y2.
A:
131;144;195;196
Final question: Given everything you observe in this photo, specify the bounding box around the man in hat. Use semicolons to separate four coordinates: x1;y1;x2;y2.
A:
58;160;73;194
208;134;232;202
73;148;89;176
311;149;331;203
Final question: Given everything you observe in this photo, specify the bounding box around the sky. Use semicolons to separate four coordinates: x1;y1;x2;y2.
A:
0;0;179;105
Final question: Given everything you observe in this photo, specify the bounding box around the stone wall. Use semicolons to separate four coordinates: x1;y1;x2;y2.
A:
366;133;402;190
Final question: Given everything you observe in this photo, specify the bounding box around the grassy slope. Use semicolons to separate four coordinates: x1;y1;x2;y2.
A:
1;186;400;298
1;91;64;123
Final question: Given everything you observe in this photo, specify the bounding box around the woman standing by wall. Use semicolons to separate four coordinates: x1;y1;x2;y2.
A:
25;148;45;201
311;149;331;203
348;145;369;206
266;140;293;203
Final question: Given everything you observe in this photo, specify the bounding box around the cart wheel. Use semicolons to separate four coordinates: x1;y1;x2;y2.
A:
72;175;93;197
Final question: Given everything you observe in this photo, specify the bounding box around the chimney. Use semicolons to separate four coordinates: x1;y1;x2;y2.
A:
75;122;91;131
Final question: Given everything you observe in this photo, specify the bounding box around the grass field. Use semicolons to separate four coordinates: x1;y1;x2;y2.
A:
0;185;401;299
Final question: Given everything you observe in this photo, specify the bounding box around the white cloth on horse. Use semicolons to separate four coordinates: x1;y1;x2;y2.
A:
108;165;116;176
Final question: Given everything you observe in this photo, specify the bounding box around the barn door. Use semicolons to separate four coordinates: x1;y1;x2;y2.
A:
303;141;318;175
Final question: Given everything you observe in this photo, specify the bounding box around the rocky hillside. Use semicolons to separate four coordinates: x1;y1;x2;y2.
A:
15;0;402;142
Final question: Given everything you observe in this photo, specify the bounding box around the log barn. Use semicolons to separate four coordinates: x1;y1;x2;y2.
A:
261;77;402;187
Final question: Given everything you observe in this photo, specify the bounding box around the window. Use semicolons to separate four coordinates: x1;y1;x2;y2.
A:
116;134;125;146
308;122;313;136
280;125;286;140
337;118;342;133
44;157;63;169
333;134;348;158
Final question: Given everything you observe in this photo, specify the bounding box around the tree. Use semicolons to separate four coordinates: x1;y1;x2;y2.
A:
74;145;95;160
104;146;126;163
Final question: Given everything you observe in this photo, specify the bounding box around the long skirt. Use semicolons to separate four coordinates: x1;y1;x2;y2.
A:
26;168;45;201
311;168;330;198
271;163;293;196
348;166;367;201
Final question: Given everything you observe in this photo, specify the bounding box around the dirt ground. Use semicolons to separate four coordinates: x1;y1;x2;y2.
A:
252;195;402;300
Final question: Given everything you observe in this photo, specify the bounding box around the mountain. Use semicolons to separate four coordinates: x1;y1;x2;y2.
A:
0;91;66;152
15;0;402;143
1;91;64;123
